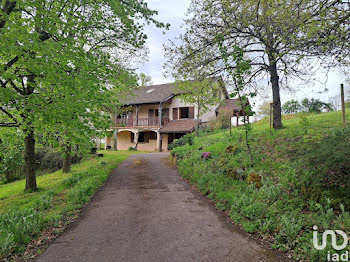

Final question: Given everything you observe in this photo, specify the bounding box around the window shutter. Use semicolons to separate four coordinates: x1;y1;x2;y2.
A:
144;132;150;143
189;107;195;119
173;108;178;120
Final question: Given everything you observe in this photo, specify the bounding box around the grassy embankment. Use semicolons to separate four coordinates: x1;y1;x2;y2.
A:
0;150;146;260
172;110;350;262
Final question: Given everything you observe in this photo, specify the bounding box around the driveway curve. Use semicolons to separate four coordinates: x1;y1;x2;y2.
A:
36;152;289;262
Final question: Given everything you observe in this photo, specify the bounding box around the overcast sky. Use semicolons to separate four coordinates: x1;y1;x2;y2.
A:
140;0;348;109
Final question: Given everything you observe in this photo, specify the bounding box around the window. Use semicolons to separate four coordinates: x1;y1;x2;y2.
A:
180;107;189;119
138;132;145;142
148;109;159;117
173;108;178;120
150;132;157;140
138;132;150;143
179;107;194;119
130;132;134;143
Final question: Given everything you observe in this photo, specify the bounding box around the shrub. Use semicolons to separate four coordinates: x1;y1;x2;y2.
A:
128;147;137;151
36;147;83;172
168;133;195;150
36;147;62;172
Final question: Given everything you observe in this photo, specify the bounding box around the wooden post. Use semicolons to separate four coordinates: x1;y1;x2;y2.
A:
236;112;239;127
269;103;273;135
341;84;346;127
135;106;140;126
158;103;163;127
229;114;232;136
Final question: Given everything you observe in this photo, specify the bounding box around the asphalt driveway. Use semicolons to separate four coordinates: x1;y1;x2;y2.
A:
36;152;288;262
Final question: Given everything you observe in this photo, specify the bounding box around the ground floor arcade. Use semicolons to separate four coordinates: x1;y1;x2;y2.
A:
104;129;176;152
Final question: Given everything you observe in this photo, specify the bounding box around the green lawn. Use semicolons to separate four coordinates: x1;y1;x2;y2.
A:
0;151;145;213
172;109;350;262
0;150;147;259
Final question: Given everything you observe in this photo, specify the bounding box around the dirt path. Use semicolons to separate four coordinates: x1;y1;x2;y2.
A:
36;153;288;262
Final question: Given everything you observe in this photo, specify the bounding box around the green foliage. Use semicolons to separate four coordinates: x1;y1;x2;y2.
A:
164;0;348;130
0;151;144;259
0;0;168;190
172;109;350;261
0;129;24;183
282;99;301;114
0;208;45;256
258;101;272;117
301;98;333;113
172;78;223;118
168;133;195;150
128;147;137;151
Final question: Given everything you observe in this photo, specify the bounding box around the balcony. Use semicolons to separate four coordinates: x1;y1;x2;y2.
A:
115;117;168;128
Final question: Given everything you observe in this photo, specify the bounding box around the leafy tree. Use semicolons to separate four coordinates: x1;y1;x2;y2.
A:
258;101;272;117
139;73;153;87
301;98;333;113
215;34;254;166
282;100;301;114
165;0;350;129
173;77;223;119
0;0;167;191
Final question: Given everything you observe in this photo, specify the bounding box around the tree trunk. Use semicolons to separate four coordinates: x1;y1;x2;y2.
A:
268;55;283;129
24;128;37;191
62;143;72;173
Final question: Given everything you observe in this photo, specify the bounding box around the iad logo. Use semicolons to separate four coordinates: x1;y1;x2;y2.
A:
313;225;349;262
313;225;349;250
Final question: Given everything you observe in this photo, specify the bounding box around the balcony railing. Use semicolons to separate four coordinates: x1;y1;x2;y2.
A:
116;117;165;127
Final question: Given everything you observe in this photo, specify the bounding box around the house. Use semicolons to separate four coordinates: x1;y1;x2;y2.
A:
104;77;248;151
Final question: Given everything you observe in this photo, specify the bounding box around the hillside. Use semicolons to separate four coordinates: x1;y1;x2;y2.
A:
171;110;350;262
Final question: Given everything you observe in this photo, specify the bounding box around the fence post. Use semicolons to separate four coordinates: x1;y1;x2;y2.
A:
341;84;346;127
269;102;273;135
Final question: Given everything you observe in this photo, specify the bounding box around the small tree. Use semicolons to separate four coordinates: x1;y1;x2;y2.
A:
216;34;254;167
301;98;333;113
172;78;223;120
139;73;153;87
282;100;301;114
258;101;272;117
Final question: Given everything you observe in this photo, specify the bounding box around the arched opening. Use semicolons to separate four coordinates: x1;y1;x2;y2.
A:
136;130;158;151
117;130;137;150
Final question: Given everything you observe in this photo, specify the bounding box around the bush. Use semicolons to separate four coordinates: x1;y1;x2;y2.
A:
36;147;83;172
128;146;137;151
168;133;195;150
36;147;63;172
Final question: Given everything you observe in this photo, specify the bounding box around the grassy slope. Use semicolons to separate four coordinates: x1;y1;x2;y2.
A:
172;110;350;262
0;151;143;213
0;150;147;259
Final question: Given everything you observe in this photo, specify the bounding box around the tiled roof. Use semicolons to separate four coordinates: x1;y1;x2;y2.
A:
216;99;250;113
122;77;227;105
160;120;201;133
